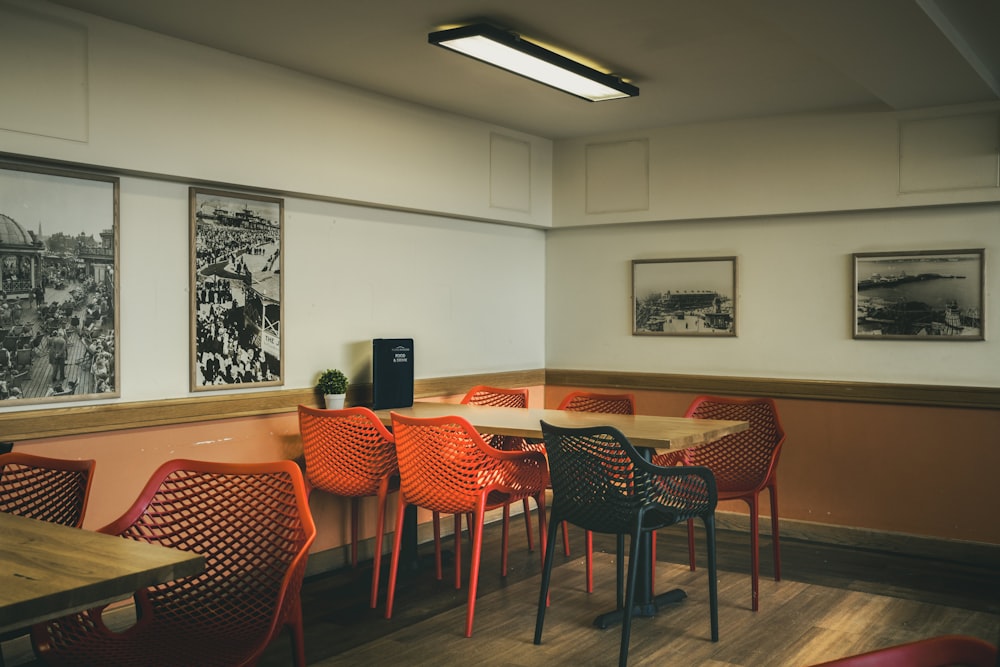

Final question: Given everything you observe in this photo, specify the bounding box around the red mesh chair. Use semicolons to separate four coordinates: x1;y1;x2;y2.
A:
807;634;998;667
297;404;399;608
0;452;94;527
653;395;785;611
535;421;718;667
385;412;548;637
461;386;537;552
462;385;529;411
1;453;95;656
558;391;636;593
31;459;317;667
558;391;636;416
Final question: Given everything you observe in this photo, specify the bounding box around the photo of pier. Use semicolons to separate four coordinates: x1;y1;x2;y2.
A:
854;249;984;340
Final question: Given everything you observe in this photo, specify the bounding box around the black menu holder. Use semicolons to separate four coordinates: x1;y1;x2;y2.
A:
372;338;414;410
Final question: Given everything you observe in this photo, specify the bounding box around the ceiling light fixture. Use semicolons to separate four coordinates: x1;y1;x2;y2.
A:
428;23;638;102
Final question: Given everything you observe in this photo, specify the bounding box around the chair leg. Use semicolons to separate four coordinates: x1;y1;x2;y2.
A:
561;520;571;556
385;496;408;619
620;530;642;667
534;493;548;569
286;605;307;667
350;497;360;567
433;511;442;581
748;495;760;612
769;482;781;581
686;517;696;571
585;530;594;593
534;509;562;644
465;501;488;637
501;503;511;576
650;533;656;596
522;497;534;551
704;513;719;642
370;484;390;608
454;514;463;590
615;534;625;610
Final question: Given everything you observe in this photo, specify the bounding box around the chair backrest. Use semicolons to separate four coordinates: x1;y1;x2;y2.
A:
461;385;528;408
683;396;785;491
461;386;529;449
558;391;636;415
297;404;397;496
807;634;998;667
103;459;316;649
390;412;546;514
541;421;716;534
0;453;95;527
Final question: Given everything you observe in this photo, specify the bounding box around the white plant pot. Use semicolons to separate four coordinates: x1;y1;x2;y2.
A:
324;393;346;410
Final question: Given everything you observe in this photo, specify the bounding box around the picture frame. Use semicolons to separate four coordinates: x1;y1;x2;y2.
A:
853;248;985;340
632;256;737;336
0;160;120;405
190;187;284;391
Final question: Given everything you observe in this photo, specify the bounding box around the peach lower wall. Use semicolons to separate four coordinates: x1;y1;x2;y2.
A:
12;384;1000;558
547;387;1000;545
8;388;549;557
11;412;398;557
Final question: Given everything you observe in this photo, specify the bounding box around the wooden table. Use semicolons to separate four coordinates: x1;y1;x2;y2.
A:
0;512;205;634
375;401;747;627
374;401;747;452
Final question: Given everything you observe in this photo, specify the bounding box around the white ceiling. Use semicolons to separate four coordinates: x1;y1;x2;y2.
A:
48;0;1000;140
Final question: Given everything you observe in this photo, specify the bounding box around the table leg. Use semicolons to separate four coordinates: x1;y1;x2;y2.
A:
399;505;420;571
593;446;687;629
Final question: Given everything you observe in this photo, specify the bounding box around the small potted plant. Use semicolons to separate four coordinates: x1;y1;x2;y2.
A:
317;368;349;410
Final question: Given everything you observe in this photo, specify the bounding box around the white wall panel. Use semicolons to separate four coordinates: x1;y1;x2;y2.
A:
0;4;88;142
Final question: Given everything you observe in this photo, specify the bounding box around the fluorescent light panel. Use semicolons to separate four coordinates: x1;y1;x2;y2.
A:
428;23;638;102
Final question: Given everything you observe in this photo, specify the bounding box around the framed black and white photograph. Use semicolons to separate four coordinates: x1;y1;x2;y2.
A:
190;187;283;391
632;256;737;336
0;160;119;405
854;249;985;340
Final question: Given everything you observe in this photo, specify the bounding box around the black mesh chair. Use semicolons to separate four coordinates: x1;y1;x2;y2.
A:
534;421;719;667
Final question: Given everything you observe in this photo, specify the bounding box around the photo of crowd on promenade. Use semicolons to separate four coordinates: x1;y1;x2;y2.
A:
191;190;282;390
1;167;119;405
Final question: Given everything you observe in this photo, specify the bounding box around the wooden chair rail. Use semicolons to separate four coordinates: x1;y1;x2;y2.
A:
1;369;996;442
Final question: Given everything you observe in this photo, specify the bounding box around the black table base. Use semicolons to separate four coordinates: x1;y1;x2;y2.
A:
593;587;686;629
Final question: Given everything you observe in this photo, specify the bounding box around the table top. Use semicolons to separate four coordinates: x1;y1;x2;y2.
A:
0;512;205;634
374;401;748;452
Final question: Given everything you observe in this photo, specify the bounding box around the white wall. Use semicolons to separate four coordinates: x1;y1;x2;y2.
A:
548;96;999;389
0;1;552;228
546;203;999;387
115;177;545;403
0;1;548;406
3;1;997;401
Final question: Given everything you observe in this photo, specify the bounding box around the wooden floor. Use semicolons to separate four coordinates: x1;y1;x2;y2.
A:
259;522;998;666
5;521;998;666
